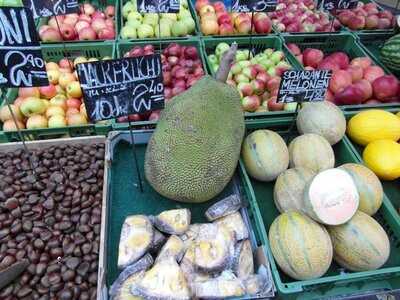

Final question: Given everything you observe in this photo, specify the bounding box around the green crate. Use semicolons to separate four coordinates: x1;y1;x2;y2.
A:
118;0;200;41
242;117;400;299
281;33;394;75
100;130;275;299
341;103;400;115
191;0;278;38
37;0;119;44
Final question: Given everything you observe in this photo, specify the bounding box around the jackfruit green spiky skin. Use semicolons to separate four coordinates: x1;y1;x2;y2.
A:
144;75;245;203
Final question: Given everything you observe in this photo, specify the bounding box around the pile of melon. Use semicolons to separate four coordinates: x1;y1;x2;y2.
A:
347;109;400;180
241;101;390;281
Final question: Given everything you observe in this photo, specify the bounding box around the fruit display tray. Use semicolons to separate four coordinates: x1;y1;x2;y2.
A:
118;0;201;41
242;117;400;299
97;130;275;299
0;42;116;143
37;0;120;44
113;37;209;130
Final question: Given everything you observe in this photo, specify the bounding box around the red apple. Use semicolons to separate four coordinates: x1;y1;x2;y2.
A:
91;18;107;33
325;89;334;102
41;28;62;42
364;99;382;105
348;16;365;30
346;65;363;82
329;70;352;93
317;59;341;71
105;6;115;19
363;66;385;84
218;23;234;35
218;13;233;26
242;66;257;80
338;11;356;26
350;57;372;69
365;15;379;29
60;24;76;41
129;46;144;57
172;86;186;96
377;18;391;29
237;82;254;96
75;20;91;33
80;4;95;16
267;96;284;111
327;52;349;69
254;18;272;34
78;27;96;40
372;75;399;101
354;79;373;102
378;10;393;20
148;110;161;122
266;77;281;91
256;71;271;84
251;79;266;95
66;98;81;110
98;28;115;40
334;84;364;105
303;48;324;68
242;95;260;112
287;43;301;56
196;0;211;13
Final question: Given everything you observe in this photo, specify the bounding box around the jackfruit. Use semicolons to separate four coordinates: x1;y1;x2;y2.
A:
144;75;245;203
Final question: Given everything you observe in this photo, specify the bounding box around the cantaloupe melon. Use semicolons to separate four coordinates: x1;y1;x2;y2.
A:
327;211;390;272
338;163;383;216
242;130;289;182
297;101;346;145
273;167;316;213
303;168;359;225
288;134;335;173
269;212;333;280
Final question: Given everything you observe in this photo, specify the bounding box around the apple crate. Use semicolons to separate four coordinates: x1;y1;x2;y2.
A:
328;0;396;34
111;38;209;130
281;32;395;75
0;42;116;143
191;0;279;38
202;36;303;118
37;0;119;44
118;0;201;41
243;117;400;299
97;130;275;300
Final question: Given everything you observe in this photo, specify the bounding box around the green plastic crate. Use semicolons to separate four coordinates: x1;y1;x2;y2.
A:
118;0;200;41
99;130;275;299
0;42;116;142
37;0;119;44
242;117;400;299
190;0;278;38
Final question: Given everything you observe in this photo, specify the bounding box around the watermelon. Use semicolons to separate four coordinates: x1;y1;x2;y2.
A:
381;34;400;75
296;101;346;145
327;211;390;272
269;212;333;280
242;130;289;182
338;163;383;216
303;168;359;225
273;167;316;213
288;134;335;173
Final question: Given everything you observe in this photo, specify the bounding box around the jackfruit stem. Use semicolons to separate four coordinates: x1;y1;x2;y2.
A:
215;42;238;83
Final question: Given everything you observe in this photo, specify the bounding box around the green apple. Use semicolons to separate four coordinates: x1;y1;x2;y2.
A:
171;21;188;37
160;17;175;27
177;8;191;20
255;53;268;63
284;102;298;111
122;2;136;19
215;42;230;58
242;50;253;59
161;13;177;21
208;54;218;65
155;24;171;38
137;23;154;38
227;72;233;80
127;11;143;22
263;48;274;57
144;13;159;20
1;0;23;6
267;66;277;77
236;50;247;62
270;51;285;64
212;64;219;73
48;115;67;127
20;97;46;117
143;16;158;28
260;58;272;69
181;17;195;34
125;19;141;30
180;0;188;8
238;60;252;68
120;26;137;39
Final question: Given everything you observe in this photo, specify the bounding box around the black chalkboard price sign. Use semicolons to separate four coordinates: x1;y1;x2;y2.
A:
76;55;165;122
317;0;358;10
231;0;276;13
277;70;332;103
0;7;49;88
22;0;79;18
137;0;180;13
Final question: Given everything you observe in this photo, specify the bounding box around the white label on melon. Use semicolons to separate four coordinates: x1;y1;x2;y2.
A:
307;169;359;225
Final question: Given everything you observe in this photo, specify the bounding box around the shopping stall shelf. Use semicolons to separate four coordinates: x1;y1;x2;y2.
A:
243;117;400;299
97;130;275;299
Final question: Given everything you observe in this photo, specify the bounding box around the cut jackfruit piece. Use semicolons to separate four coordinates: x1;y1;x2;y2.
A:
194;224;235;273
214;212;249;241
194;277;246;299
109;254;153;300
180;242;197;293
132;256;190;300
245;274;264;295
179;223;201;252
152;208;191;235
150;229;168;255
205;194;242;221
144;76;245;203
156;235;184;262
232;239;254;280
118;215;154;269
